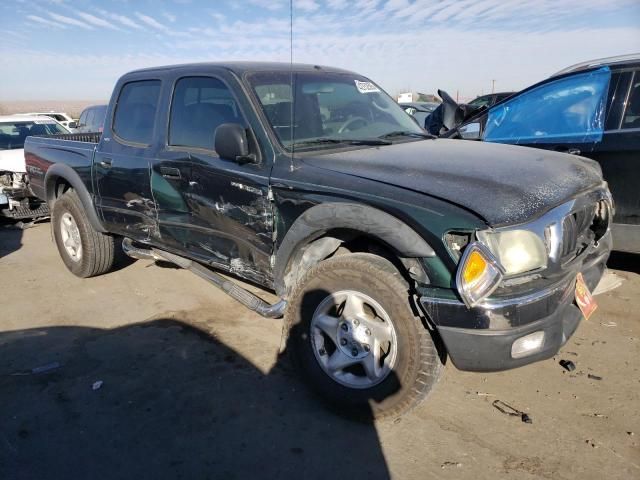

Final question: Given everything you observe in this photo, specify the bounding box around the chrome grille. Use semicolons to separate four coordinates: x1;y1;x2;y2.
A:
560;203;598;262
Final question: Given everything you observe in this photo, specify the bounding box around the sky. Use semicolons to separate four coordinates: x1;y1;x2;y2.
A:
1;0;639;101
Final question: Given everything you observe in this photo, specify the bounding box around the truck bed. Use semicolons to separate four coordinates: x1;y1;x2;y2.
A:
24;133;100;202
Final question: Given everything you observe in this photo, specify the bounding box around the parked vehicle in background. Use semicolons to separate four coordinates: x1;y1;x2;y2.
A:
25;62;612;418
442;54;640;253
17;112;77;130
75;105;107;133
399;102;439;128
0;115;68;220
467;92;515;109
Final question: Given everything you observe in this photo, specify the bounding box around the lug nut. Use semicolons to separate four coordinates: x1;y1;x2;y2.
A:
365;329;371;336
341;323;348;331
363;344;370;352
340;338;347;346
351;348;359;357
353;319;359;326
318;348;326;356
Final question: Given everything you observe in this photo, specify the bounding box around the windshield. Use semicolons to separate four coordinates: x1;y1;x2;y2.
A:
0;121;68;150
248;71;425;150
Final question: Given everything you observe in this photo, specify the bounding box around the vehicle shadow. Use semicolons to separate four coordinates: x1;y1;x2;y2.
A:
0;220;23;259
607;251;640;275
0;314;392;479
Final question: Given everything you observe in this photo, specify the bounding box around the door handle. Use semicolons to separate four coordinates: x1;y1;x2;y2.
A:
99;158;112;168
160;166;182;179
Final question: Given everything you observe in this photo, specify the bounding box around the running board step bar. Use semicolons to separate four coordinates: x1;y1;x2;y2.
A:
122;238;286;319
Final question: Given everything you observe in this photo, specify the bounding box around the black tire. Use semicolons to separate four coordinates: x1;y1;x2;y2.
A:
285;252;444;419
52;190;118;278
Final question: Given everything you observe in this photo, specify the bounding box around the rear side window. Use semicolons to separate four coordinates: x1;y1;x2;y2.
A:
113;80;161;144
79;110;87;126
169;76;242;150
622;72;640;130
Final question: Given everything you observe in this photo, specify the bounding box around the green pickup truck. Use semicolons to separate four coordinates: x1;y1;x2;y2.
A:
25;62;612;418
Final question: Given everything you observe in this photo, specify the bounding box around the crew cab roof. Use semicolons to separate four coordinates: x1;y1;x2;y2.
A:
122;61;356;77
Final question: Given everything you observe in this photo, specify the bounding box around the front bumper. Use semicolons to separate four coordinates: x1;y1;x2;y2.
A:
420;233;611;372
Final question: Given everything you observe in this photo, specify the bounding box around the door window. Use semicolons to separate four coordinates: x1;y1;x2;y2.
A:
78;110;87;127
169;76;243;150
113;80;161;144
621;72;640;129
484;67;611;144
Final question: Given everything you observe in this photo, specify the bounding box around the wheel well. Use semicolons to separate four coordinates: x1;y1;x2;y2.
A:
282;229;426;298
46;176;72;204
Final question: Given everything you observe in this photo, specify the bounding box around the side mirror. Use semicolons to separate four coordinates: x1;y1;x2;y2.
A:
459;122;481;140
214;123;257;164
68;121;78;129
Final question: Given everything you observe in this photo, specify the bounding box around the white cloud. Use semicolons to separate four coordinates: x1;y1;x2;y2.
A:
210;12;225;23
135;13;168;31
76;12;120;30
26;15;67;29
6;0;640;100
162;12;177;23
296;0;320;12
48;11;93;30
106;12;144;30
248;0;287;10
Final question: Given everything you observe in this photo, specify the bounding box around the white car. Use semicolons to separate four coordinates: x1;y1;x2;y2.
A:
16;112;77;131
0;115;69;220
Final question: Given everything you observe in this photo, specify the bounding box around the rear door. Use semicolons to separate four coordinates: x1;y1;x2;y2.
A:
151;72;273;282
95;79;161;240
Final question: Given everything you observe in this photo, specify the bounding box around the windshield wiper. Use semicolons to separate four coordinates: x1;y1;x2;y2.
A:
291;137;392;147
379;130;435;139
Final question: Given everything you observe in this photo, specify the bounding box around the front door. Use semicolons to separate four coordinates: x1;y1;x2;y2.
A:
152;75;273;284
482;67;611;159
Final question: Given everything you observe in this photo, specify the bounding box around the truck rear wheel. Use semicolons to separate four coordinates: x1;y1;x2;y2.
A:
285;253;444;419
52;190;118;278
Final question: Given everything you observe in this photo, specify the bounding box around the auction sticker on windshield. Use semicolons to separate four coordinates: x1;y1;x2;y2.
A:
355;80;380;93
575;272;597;320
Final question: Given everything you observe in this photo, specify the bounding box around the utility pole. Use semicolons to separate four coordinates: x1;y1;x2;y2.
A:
491;79;496;93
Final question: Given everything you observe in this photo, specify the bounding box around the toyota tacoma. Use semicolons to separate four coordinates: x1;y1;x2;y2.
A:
24;62;612;418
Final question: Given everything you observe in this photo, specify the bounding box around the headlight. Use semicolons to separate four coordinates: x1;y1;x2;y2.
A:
456;242;504;308
477;229;547;276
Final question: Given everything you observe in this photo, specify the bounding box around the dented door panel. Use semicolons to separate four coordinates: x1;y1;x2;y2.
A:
149;152;193;251
181;152;273;285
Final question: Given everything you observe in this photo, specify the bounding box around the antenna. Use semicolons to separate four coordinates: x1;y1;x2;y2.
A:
289;0;294;170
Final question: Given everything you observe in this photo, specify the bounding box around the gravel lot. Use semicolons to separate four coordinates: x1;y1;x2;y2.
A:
1;222;638;479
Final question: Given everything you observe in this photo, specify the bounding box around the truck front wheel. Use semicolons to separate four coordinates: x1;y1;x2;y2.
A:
52;190;118;278
285;253;444;419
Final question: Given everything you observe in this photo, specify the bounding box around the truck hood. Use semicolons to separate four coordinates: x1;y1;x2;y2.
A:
0;148;26;173
302;139;603;226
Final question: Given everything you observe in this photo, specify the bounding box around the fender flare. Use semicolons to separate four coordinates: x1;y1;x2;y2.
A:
44;163;106;233
273;202;435;297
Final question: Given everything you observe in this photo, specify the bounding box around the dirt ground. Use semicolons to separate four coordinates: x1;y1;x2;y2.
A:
1;222;638;480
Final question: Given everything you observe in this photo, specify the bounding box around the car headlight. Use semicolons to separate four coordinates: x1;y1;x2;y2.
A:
477;229;547;276
456;242;504;308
